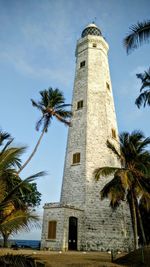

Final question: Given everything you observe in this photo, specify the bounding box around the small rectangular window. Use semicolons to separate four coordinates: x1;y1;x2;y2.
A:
93;43;97;47
77;100;83;110
73;153;80;164
112;129;116;139
106;82;110;90
80;61;85;68
48;221;57;239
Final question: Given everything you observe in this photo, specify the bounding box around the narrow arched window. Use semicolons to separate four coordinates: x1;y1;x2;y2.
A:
48;221;57;239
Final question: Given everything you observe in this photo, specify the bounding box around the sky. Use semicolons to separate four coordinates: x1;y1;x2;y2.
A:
0;0;149;240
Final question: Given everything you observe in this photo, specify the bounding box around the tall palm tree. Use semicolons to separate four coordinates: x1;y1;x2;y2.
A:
94;130;150;249
18;87;72;174
135;68;150;108
124;20;150;54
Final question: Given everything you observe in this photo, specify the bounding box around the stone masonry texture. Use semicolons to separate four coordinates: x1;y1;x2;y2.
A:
41;26;133;252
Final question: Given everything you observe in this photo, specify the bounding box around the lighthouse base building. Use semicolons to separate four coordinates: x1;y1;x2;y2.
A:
41;24;133;251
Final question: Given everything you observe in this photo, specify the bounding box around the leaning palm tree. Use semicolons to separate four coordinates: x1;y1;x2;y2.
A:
124;20;150;54
94;130;150;249
18;87;72;174
135;68;150;108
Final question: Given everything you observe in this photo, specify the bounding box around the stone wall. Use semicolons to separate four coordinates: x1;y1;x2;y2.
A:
42;31;133;252
41;203;84;251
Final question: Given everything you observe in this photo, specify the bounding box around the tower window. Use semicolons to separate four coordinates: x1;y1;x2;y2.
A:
73;153;80;164
77;100;83;110
106;82;110;90
112;129;116;139
93;43;97;48
80;61;85;68
48;221;57;239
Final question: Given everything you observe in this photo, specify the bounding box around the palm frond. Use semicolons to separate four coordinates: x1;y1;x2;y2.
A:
140;193;150;211
0;130;11;146
137;137;150;152
0;254;37;267
135;90;150;108
31;99;44;112
136;68;150;92
55;109;72;119
1;138;14;154
0;171;46;208
100;176;126;209
94;166;120;181
0;209;40;232
0;146;26;171
106;140;121;159
54;112;71;126
124;20;150;53
35;115;46;131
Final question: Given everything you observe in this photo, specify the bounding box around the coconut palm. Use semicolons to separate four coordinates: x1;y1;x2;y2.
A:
124;20;150;54
94;130;150;249
0;136;45;247
18;87;72;174
135;68;150;108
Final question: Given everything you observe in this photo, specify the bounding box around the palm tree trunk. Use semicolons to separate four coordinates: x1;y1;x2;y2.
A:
17;129;45;174
2;232;9;248
134;197;147;245
129;191;139;249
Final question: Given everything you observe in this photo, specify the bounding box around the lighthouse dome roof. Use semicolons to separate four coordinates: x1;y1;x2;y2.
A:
81;23;102;38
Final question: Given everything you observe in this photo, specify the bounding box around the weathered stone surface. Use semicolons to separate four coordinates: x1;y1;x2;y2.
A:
41;26;133;252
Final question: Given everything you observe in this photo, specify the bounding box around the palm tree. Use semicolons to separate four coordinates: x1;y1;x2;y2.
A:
124;20;150;108
0;136;45;247
18;87;72;174
94;130;150;249
0;208;40;247
124;20;150;54
135;68;150;108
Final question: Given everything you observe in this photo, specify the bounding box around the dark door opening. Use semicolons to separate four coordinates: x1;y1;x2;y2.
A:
68;216;78;250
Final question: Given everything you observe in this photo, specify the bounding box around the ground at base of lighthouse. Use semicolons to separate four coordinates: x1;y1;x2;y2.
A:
0;247;150;267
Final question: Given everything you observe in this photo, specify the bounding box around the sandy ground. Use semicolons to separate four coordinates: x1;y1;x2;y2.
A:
0;247;149;267
0;249;127;267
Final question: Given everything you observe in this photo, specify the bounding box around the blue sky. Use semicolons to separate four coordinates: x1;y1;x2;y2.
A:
0;0;149;240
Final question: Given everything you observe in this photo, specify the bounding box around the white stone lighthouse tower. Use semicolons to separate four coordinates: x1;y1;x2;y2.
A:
41;24;132;251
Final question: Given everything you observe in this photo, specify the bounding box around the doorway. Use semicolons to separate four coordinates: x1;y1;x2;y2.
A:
68;216;78;250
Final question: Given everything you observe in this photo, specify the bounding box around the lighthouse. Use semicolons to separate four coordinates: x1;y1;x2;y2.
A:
41;24;132;251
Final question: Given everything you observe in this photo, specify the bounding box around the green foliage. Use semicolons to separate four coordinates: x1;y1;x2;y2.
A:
124;20;150;54
135;68;150;108
0;130;45;246
124;20;150;109
0;254;37;267
20;183;42;207
31;87;72;132
94;130;150;247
